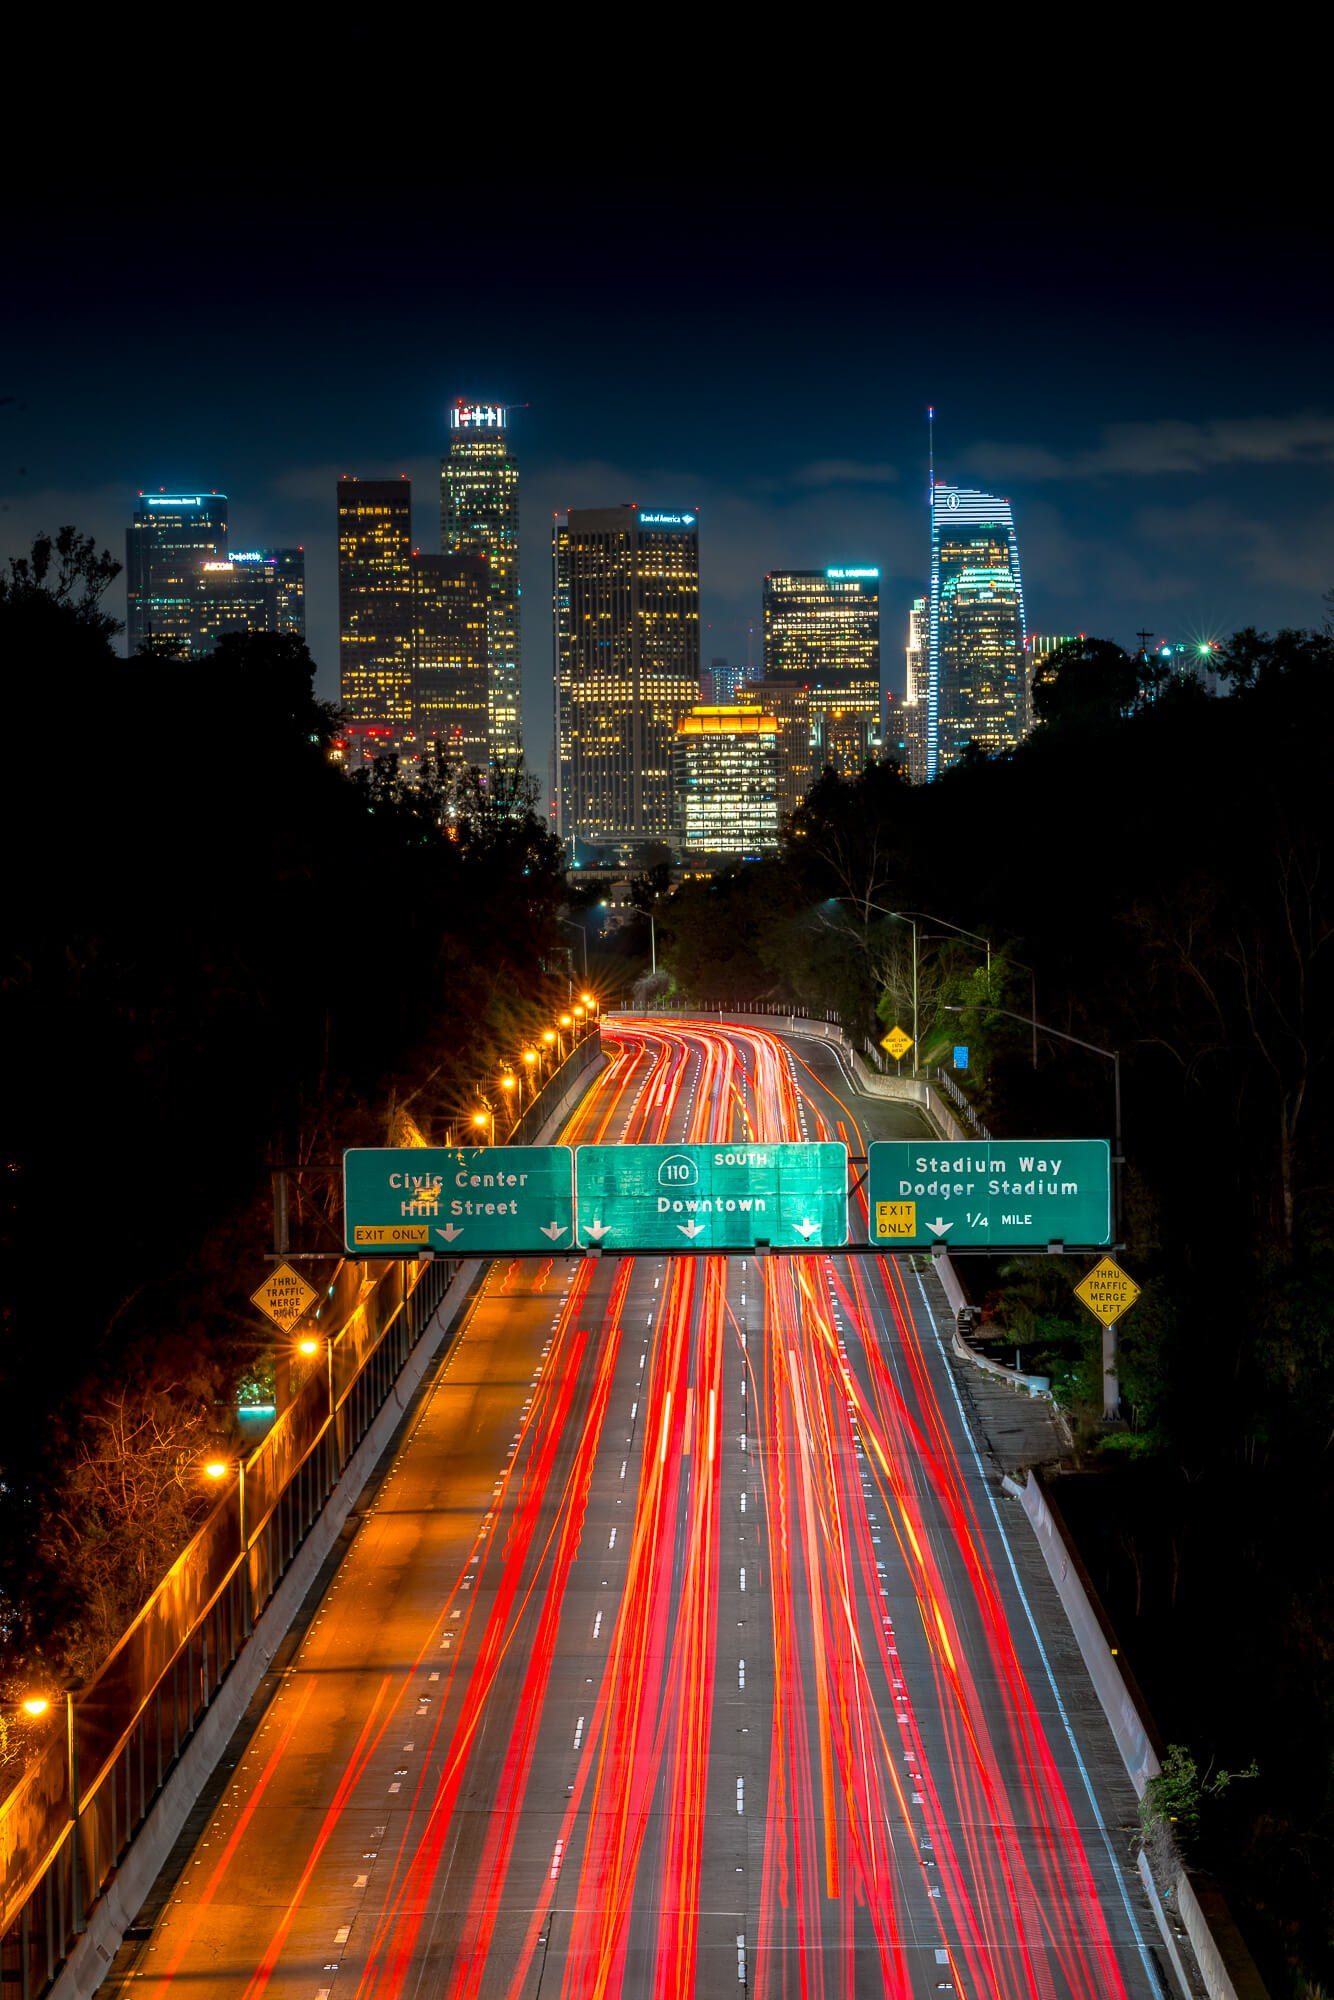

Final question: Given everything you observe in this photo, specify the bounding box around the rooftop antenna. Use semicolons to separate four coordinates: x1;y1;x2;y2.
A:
927;404;936;510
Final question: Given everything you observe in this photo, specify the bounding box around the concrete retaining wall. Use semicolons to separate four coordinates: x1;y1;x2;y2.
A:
604;1009;971;1140
51;1254;484;2000
1006;1470;1270;2000
52;1052;607;2000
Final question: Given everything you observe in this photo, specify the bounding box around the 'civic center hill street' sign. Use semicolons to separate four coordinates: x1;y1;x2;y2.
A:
343;1146;576;1253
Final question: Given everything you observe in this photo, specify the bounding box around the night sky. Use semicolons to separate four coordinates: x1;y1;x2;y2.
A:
4;162;1330;785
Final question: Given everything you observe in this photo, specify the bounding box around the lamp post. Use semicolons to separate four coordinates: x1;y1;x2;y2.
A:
298;1332;336;1421
15;1693;82;1930
521;1048;540;1100
822;897;919;1059
947;1000;1124;1419
648;911;657;975
205;1456;249;1628
542;1027;558;1066
471;1104;496;1146
498;1071;519;1127
581;990;599;1019
557;915;589;982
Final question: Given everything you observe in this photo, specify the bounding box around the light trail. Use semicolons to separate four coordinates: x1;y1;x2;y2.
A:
142;1017;1153;2000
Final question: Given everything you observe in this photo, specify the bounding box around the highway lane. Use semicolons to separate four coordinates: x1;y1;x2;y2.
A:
128;1019;1163;1999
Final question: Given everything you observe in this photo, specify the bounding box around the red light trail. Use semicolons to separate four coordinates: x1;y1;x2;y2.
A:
140;1019;1156;1999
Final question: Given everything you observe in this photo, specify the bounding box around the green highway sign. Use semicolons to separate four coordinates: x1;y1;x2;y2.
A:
574;1141;848;1250
868;1139;1111;1249
343;1146;575;1254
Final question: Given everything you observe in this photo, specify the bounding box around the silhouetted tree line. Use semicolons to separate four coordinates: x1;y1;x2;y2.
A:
658;632;1334;1995
0;532;568;1700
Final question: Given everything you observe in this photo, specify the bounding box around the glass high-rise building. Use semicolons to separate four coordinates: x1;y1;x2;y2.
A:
673;705;779;856
553;505;701;857
761;568;882;776
928;487;1028;776
902;594;929;783
441;401;522;771
411;552;490;774
737;677;812;822
703;657;751;705
126;491;228;655
196;548;306;651
337;477;415;728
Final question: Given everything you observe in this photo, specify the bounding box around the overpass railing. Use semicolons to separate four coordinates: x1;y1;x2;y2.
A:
0;1038;600;2000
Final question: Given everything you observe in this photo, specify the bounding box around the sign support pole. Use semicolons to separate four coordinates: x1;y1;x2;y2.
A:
1103;1316;1120;1421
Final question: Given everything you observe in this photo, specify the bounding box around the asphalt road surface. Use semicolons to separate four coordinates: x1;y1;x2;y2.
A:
130;1019;1164;2000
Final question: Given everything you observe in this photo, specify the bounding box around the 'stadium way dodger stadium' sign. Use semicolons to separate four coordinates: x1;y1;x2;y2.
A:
343;1146;576;1253
868;1139;1112;1249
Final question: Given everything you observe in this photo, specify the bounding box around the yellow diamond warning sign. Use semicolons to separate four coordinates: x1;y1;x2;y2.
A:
874;1200;918;1238
250;1263;319;1333
881;1026;914;1061
1073;1256;1141;1327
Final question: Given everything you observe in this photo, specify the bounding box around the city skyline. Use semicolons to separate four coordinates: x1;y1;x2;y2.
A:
6;184;1330;796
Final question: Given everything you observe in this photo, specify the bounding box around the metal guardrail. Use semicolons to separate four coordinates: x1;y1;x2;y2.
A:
508;1032;600;1145
607;1000;993;1138
930;1066;993;1140
0;1265;468;1998
0;1031;608;2000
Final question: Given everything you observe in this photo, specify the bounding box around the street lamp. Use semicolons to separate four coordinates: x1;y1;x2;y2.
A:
297;1332;337;1423
821;898;919;1057
14;1693;82;1930
498;1071;519;1127
557;914;589;982
471;1104;496;1146
521;1047;540;1099
581;990;599;1020
946;1000;1124;1417
542;1027;558;1063
205;1456;251;1628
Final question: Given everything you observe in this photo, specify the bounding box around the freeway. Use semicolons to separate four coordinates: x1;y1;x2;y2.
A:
127;1020;1163;1999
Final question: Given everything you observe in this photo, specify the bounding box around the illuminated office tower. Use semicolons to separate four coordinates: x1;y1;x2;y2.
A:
553;505;700;856
411;552;490;773
928;487;1027;776
126;491;228;655
761;568;882;775
337;477;414;728
673;705;779;856
441;401;522;770
902;595;929;783
703;656;751;705
738;677;812;821
196;548;306;651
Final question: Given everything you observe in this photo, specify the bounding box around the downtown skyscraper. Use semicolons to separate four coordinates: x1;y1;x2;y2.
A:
126;491;228;654
336;476;415;729
441;401;522;771
928;487;1028;777
553;506;701;858
762;567;882;778
127;493;304;656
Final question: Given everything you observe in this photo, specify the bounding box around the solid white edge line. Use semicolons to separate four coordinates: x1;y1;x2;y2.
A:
909;1263;1168;2000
